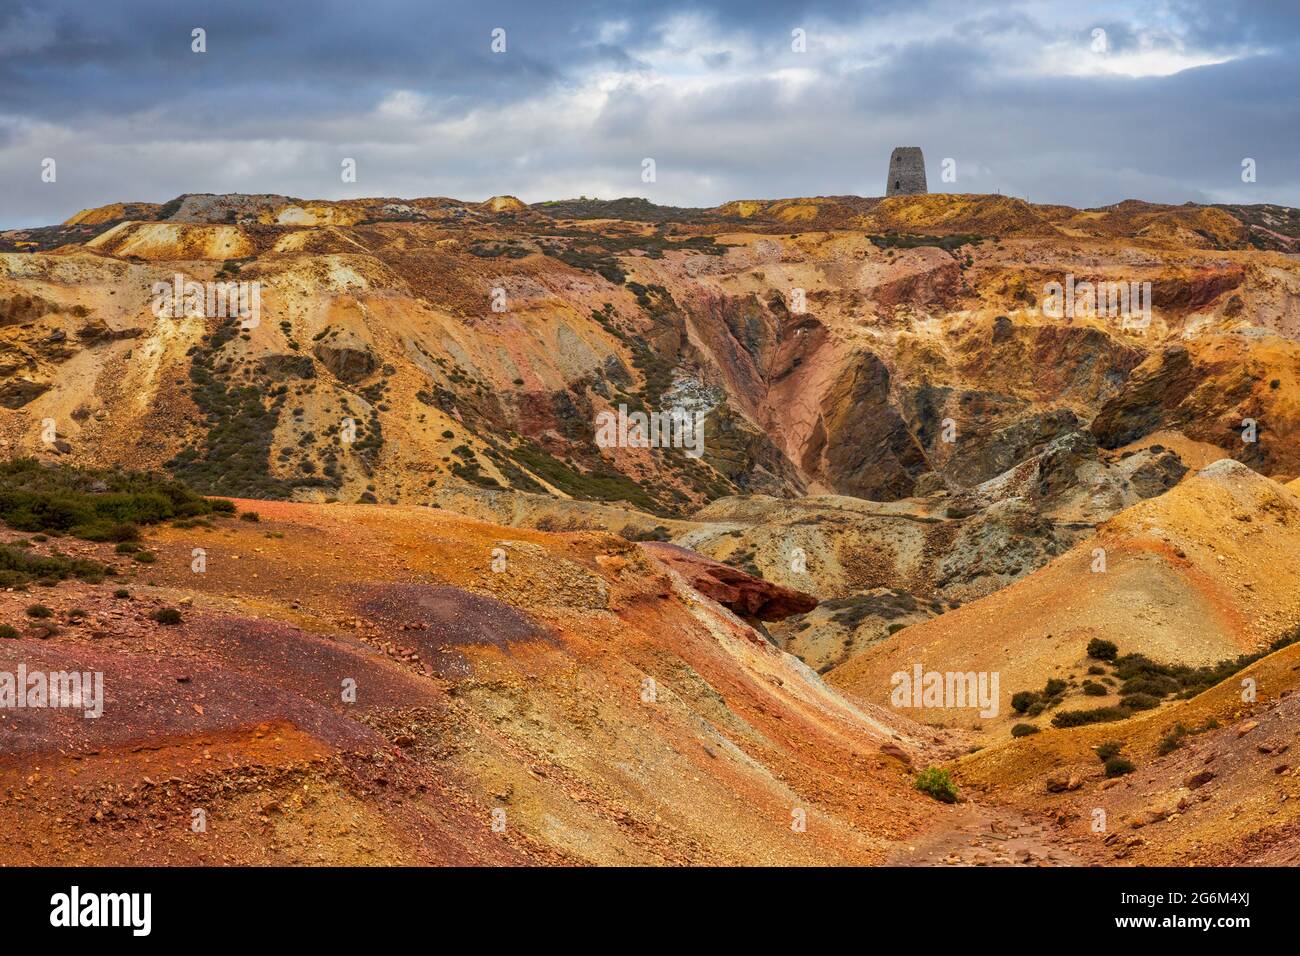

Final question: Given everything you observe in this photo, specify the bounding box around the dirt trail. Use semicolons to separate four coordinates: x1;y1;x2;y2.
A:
890;800;1097;866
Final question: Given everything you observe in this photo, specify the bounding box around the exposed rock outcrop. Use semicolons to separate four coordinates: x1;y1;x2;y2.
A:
313;333;377;383
642;541;817;621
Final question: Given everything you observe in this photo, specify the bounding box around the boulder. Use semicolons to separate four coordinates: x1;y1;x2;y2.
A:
313;330;378;382
642;542;817;622
1045;774;1070;793
257;353;316;380
78;318;141;343
878;742;913;768
0;378;51;408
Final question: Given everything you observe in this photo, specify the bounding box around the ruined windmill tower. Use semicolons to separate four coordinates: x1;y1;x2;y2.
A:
885;146;927;196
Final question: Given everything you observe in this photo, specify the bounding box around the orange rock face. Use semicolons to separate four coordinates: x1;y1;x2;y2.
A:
642;541;818;621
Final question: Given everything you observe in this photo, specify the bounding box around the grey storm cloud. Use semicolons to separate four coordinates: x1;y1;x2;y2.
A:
1;0;1297;227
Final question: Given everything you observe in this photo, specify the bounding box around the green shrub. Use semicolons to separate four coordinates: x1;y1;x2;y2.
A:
1082;680;1107;696
1010;723;1041;737
0;458;228;541
1087;638;1118;661
25;604;52;618
77;522;142;543
1158;724;1190;755
115;541;140;554
113;588;131;599
239;511;260;522
1051;706;1129;728
0;543;108;588
1011;690;1040;714
1095;741;1123;762
1121;674;1180;697
0;624;18;639
152;607;183;625
914;767;959;804
1104;756;1136;778
133;550;157;563
1119;692;1161;711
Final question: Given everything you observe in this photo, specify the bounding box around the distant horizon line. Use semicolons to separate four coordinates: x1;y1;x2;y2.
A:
5;190;1294;233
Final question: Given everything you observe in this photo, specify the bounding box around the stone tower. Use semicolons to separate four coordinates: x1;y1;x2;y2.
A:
885;146;927;196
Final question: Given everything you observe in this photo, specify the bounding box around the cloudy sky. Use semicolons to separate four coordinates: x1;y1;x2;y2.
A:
2;0;1298;227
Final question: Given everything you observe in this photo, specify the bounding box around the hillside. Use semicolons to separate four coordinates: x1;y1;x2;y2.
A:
954;638;1300;865
0;490;963;865
2;189;1300;867
2;191;1298;517
828;460;1300;736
